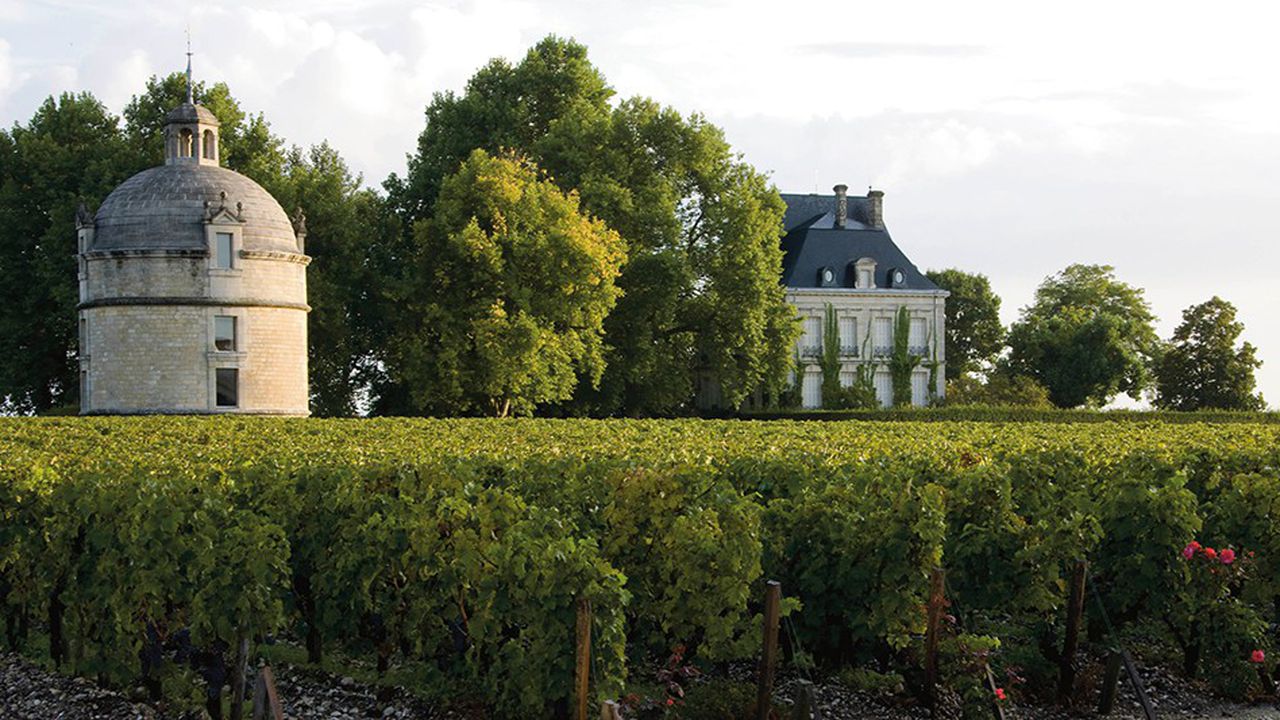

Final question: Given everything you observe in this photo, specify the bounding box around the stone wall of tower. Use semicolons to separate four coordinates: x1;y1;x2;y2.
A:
81;253;310;415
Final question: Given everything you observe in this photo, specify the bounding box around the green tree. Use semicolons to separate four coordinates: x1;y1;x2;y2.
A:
945;371;1053;407
273;144;388;416
0;93;134;412
1154;296;1265;411
925;268;1004;380
388;36;797;415
1006;264;1160;408
385;150;625;416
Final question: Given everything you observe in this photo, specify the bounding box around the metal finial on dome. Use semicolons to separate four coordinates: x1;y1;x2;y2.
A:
185;29;194;104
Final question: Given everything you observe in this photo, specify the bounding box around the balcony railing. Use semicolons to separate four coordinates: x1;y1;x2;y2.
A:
909;345;929;357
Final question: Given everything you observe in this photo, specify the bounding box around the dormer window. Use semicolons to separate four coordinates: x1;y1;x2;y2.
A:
215;232;234;269
818;265;836;287
854;257;877;289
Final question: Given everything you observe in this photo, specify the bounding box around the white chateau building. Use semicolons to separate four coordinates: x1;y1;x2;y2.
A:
782;185;947;408
76;73;310;415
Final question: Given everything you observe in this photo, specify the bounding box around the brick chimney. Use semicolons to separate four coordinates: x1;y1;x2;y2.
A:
833;184;848;229
867;188;884;229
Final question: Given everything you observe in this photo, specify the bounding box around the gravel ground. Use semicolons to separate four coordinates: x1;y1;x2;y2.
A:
0;653;157;720
4;650;1278;719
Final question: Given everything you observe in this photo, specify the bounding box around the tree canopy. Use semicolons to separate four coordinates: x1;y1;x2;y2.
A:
1154;296;1265;411
925;268;1004;381
1006;264;1160;408
384;150;625;417
386;36;797;415
0;92;134;412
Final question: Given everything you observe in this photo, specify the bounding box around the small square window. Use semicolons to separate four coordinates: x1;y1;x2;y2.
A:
214;316;236;351
215;368;238;407
215;232;234;269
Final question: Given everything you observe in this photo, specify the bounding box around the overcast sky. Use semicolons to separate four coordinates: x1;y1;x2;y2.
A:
3;0;1277;406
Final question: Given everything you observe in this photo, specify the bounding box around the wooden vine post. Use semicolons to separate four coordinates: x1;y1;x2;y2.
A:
1096;649;1123;714
924;567;946;707
1057;559;1088;705
756;580;782;720
576;598;592;720
230;628;250;720
250;666;284;720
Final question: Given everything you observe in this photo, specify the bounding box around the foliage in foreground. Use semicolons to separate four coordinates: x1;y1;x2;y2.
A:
1;417;1279;714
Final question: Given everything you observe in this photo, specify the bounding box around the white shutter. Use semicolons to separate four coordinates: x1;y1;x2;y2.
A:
909;318;927;355
802;372;822;409
802;316;822;355
873;317;893;357
839;371;855;387
874;371;893;408
911;371;929;407
838;316;856;353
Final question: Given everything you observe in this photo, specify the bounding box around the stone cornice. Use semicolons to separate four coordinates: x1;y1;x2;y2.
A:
239;249;312;265
82;249;207;260
79;296;310;312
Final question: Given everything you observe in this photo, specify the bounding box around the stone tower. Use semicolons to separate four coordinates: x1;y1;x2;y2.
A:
77;69;310;415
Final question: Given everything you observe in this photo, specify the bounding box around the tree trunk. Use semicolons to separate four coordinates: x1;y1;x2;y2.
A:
49;585;66;667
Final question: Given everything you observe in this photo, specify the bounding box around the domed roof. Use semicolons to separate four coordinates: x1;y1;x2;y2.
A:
166;102;220;126
92;164;298;254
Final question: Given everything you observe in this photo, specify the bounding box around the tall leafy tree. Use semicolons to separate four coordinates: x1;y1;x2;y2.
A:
0;93;134;412
1007;264;1160;408
925;268;1005;381
388;36;797;415
385;150;625;417
1154;296;1264;411
273;144;388;416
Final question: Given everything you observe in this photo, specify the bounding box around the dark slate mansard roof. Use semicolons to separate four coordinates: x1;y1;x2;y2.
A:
778;192;941;291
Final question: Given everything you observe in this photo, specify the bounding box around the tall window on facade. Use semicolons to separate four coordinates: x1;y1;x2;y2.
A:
874;371;893;408
80;370;89;410
873;316;893;357
215;368;239;407
838;316;857;355
214;316;236;351
909;317;928;356
802;316;822;356
215;232;234;269
911;371;930;407
202;130;215;160
802;372;822;409
79;318;87;355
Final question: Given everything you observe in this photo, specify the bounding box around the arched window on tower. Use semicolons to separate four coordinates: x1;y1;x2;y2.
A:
180;129;194;157
202;130;215;160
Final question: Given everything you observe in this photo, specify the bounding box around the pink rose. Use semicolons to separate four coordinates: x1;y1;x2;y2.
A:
1250;649;1266;664
1220;548;1236;565
1182;544;1196;559
1203;547;1217;560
